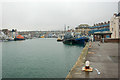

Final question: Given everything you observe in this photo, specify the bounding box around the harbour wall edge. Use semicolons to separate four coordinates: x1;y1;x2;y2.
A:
65;42;89;79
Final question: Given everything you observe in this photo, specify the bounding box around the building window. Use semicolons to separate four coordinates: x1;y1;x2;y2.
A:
106;35;110;38
119;25;120;29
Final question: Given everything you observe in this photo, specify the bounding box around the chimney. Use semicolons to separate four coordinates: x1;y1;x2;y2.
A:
101;22;103;25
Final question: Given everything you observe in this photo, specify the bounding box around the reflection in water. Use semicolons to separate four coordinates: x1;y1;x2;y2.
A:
62;40;85;47
63;43;85;48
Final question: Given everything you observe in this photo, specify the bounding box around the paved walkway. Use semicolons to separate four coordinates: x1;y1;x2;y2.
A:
66;42;118;78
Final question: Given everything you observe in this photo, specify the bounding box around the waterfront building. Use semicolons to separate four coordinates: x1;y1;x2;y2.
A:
88;21;111;41
75;24;91;35
1;29;18;38
2;29;9;36
89;21;110;34
110;13;120;38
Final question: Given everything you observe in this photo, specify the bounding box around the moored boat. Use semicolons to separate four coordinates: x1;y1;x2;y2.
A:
40;35;45;38
63;38;75;45
74;37;89;44
63;32;89;45
57;34;64;42
14;35;25;41
63;37;89;45
57;38;63;41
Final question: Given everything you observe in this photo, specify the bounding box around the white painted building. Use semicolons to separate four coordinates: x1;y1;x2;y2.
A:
110;13;120;38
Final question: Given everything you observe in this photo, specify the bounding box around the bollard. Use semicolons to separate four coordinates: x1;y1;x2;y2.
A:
85;61;90;69
82;61;93;72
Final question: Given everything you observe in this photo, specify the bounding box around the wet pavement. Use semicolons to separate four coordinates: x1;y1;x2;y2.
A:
66;42;118;78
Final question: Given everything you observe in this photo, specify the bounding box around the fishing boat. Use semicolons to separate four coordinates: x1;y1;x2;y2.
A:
14;35;25;41
63;32;75;44
74;37;89;44
63;32;89;45
57;34;64;41
63;37;89;45
63;38;75;44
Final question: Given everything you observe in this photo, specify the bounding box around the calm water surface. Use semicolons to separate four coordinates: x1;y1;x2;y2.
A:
2;38;84;78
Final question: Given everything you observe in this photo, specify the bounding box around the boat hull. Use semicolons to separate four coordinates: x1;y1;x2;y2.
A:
14;38;25;41
63;37;89;45
75;38;89;44
63;39;76;45
57;40;63;41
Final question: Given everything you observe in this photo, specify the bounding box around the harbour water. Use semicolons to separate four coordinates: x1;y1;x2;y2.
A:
2;38;84;78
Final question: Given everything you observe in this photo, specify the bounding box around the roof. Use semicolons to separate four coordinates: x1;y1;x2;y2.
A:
75;24;110;29
89;24;110;29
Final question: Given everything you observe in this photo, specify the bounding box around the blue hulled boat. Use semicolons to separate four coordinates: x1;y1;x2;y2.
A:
63;37;89;45
74;37;89;44
63;32;89;45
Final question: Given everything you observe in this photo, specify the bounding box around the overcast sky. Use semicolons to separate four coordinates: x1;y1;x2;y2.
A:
1;0;119;31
